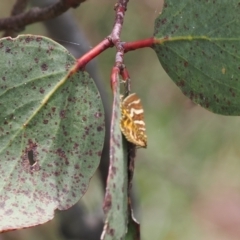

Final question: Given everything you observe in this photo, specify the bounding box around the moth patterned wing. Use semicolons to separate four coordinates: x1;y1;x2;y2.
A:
120;93;147;148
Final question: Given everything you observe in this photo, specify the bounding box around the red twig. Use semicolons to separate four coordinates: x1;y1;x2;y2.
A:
110;66;120;91
123;37;155;52
110;0;129;65
67;38;113;77
69;0;131;76
121;66;130;82
0;0;86;31
75;38;113;69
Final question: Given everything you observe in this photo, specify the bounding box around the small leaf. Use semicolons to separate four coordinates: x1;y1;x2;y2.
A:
0;35;105;231
153;0;240;115
101;74;128;240
126;145;140;240
125;211;140;240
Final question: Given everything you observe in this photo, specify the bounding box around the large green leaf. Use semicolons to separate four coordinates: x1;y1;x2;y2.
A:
153;0;240;115
0;35;105;231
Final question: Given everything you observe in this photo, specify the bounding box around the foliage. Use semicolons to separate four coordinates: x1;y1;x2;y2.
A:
0;35;104;230
1;0;240;240
153;0;240;115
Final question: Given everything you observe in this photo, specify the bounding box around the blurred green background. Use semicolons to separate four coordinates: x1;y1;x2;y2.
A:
2;1;240;240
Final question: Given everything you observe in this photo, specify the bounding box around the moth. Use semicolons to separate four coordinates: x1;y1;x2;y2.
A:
120;93;147;148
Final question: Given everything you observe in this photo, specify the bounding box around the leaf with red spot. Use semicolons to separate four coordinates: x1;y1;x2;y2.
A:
153;0;240;115
0;35;104;231
101;74;128;240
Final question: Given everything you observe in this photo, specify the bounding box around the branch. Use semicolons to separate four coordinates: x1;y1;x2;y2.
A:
110;66;120;91
110;0;129;65
73;0;130;72
0;0;86;31
74;38;113;71
3;0;29;37
11;0;29;15
123;37;155;52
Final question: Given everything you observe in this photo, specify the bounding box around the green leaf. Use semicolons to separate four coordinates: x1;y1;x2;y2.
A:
125;209;140;240
101;74;128;240
153;0;240;115
0;35;105;231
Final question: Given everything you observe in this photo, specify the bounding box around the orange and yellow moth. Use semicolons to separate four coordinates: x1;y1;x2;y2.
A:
120;93;147;148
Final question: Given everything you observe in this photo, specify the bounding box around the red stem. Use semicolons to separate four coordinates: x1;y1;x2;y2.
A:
110;0;129;65
68;37;156;80
110;66;120;91
121;66;130;82
74;38;113;70
123;37;155;52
